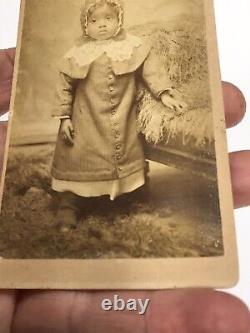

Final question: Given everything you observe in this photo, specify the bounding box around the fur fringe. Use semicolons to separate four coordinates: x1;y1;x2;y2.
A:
137;89;214;148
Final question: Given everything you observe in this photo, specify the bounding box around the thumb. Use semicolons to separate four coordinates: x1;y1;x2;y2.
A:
0;48;16;114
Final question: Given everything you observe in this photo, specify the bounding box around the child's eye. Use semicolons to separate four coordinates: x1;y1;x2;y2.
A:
91;18;96;23
106;17;111;20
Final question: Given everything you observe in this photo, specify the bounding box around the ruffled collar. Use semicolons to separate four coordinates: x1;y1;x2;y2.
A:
64;33;144;66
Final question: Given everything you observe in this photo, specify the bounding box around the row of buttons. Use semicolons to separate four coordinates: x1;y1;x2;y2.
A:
108;68;115;92
107;63;123;166
109;73;116;117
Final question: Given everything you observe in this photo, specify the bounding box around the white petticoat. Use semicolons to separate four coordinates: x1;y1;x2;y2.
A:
51;169;145;201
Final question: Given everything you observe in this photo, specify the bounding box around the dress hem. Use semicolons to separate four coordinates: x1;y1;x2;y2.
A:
51;163;146;182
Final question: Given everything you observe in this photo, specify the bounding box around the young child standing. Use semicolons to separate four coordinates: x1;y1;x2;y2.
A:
51;0;185;232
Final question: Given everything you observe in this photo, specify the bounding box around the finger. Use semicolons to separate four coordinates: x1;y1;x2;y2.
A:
0;48;16;115
0;122;8;174
12;289;250;333
230;151;250;208
65;129;74;145
222;82;246;128
164;102;175;110
3;48;15;64
69;123;75;137
176;102;183;109
173;102;184;113
0;49;15;81
0;290;17;333
68;128;75;142
176;104;185;113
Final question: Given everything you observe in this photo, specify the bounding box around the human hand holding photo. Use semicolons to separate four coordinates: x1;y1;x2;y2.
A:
0;49;250;333
0;49;15;115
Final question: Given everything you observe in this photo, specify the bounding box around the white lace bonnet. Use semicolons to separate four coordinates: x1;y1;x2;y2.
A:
80;0;124;38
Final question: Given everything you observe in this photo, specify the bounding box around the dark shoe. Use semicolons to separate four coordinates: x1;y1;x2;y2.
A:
132;182;151;203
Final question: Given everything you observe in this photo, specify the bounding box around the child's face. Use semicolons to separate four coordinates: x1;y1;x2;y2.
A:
87;4;119;41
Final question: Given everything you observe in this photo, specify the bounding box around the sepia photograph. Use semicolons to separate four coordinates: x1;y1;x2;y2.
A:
0;0;238;289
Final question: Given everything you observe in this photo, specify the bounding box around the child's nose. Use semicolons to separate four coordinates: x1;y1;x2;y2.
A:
99;19;107;28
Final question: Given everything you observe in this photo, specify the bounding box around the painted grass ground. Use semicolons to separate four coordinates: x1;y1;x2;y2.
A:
0;144;223;259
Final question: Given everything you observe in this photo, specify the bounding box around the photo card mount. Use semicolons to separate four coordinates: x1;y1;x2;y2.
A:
0;0;238;289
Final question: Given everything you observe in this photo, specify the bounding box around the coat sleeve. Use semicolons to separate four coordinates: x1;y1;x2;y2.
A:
142;49;173;99
51;71;77;118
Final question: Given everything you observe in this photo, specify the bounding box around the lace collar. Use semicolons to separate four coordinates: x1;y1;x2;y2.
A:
64;33;144;66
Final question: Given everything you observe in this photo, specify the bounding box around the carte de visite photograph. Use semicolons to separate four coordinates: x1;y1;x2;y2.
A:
0;0;238;289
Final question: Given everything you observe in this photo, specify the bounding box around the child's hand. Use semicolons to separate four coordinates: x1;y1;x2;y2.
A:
61;118;74;145
161;90;187;114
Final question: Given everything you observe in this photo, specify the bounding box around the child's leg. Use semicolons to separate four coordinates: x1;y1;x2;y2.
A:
55;191;81;232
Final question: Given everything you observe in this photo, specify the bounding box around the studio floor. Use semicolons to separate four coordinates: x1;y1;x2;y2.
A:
0;144;223;259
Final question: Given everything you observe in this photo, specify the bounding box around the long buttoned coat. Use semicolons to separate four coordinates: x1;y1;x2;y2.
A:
51;34;171;182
